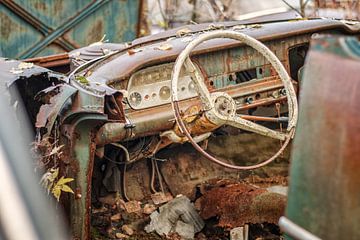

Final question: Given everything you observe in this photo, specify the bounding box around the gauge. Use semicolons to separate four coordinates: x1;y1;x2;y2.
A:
129;92;142;106
159;86;171;100
188;82;196;92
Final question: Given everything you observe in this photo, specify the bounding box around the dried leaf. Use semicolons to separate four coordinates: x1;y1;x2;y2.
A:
61;185;74;194
52;187;61;201
18;62;34;69
48;145;64;157
176;28;192;37
232;25;246;31
249;24;262;29
56;176;74;185
51;176;74;201
207;23;225;30
155;43;172;51
127;48;143;55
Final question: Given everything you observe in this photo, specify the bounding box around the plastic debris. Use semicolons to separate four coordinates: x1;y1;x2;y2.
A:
145;195;204;240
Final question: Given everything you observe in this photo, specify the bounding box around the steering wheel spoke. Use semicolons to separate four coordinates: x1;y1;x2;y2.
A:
227;115;287;141
184;57;213;110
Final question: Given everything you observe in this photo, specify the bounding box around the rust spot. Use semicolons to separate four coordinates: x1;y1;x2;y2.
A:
54;0;64;12
87;20;104;45
0;12;13;41
34;2;47;12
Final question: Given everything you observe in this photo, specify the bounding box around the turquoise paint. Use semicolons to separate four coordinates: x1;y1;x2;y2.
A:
0;0;141;58
0;4;42;58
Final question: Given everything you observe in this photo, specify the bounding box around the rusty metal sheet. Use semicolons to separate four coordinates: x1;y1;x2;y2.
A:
35;84;77;136
197;181;286;228
24;53;70;71
286;36;360;239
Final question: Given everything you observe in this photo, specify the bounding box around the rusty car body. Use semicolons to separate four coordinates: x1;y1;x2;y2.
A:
2;17;360;239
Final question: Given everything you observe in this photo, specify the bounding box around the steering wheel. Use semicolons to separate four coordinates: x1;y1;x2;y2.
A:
171;30;298;170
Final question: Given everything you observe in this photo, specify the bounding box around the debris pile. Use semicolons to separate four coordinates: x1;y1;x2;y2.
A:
91;178;287;239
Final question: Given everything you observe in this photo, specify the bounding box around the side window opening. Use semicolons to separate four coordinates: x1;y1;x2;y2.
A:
289;44;309;81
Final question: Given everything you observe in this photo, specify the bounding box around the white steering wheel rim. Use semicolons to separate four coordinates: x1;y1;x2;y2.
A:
171;30;298;132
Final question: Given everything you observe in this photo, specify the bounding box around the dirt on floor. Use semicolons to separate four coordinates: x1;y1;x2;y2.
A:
91;177;287;240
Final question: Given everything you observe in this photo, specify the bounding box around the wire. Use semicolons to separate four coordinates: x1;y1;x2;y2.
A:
111;143;130;202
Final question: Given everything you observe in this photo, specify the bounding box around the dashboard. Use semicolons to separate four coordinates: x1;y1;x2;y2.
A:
124;35;309;111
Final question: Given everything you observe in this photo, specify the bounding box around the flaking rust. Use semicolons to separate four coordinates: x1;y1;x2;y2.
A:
197;181;286;228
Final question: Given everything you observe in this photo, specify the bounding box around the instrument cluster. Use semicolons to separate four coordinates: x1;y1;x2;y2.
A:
127;63;197;109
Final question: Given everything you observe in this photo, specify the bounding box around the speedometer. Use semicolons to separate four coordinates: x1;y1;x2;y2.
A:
129;92;142;107
159;86;171;100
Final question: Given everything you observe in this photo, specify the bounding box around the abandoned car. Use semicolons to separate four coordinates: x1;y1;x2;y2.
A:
1;17;360;239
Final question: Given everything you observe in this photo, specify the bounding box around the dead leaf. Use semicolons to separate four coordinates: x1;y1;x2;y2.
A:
155;43;172;51
51;176;74;201
122;225;134;236
115;233;128;239
57;176;74;185
61;185;74;193
110;213;121;222
47;145;64;157
232;25;246;31
176;28;192;37
143;203;156;214
52;187;62;201
127;48;143;55
18;62;34;69
249;24;262;29
207;23;225;30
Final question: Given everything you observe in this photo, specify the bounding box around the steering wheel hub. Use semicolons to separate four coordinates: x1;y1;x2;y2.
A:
212;92;236;118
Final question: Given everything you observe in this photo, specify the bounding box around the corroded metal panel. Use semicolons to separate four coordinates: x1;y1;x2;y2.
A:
286;36;360;239
0;0;142;58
